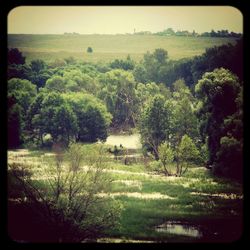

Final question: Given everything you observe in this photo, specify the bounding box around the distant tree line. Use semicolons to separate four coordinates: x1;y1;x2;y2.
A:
133;27;242;38
133;39;243;89
199;29;242;38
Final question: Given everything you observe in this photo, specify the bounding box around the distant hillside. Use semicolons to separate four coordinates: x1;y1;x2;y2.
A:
8;34;238;63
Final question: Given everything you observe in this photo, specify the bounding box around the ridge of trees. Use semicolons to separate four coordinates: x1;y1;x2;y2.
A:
7;39;243;181
133;28;242;38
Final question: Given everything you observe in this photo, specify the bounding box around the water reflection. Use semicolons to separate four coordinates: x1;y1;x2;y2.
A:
105;134;141;149
155;221;202;238
155;219;242;242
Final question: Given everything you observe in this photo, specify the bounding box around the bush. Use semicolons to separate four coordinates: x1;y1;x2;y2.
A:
41;134;53;148
158;142;174;176
177;135;199;176
8;143;123;242
213;136;242;182
87;47;93;53
147;160;162;172
8;48;25;65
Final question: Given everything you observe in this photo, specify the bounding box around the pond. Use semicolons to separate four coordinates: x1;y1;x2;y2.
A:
155;221;202;238
105;133;142;149
154;218;243;242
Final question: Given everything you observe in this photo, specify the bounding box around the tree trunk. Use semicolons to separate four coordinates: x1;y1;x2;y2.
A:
163;164;169;176
182;162;189;176
40;133;44;146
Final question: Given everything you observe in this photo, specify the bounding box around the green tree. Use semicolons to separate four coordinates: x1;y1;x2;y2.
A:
42;93;78;145
139;95;172;159
191;39;243;83
27;90;48;145
63;92;112;143
28;72;51;91
63;69;99;94
8;96;21;148
135;82;171;115
87;47;93;53
143;51;159;82
133;64;148;83
114;78;138;128
213;87;243;181
8;78;37;116
164;28;175;36
177;135;199;176
8;64;31;80
45;75;66;92
158;142;174;176
214;136;242;181
8;78;37;144
26;60;51;91
142;48;169;83
30;59;47;73
136;82;159;111
8;48;25;65
153;48;168;64
98;69;138;130
109;56;135;71
195;68;242;180
98;87;116;116
171;79;199;147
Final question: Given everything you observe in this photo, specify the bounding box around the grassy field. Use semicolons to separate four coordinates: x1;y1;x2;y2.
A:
8;34;237;63
8;146;243;243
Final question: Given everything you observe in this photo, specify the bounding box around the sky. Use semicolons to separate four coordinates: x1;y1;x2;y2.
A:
8;6;243;35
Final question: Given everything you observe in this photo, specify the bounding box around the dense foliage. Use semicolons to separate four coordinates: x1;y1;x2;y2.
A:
7;35;243;243
139;95;172;159
63;92;112;143
8;39;243;182
8;48;25;65
195;68;242;181
8;143;122;242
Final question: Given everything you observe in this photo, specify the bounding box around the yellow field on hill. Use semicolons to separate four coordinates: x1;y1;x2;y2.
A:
8;34;237;63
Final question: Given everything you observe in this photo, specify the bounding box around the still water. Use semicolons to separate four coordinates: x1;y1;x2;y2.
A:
155;221;202;238
105;133;142;149
155;219;242;241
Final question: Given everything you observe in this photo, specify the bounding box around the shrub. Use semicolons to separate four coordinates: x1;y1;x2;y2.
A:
87;47;93;53
158;142;174;176
8;143;123;242
147;160;162;172
213;136;242;182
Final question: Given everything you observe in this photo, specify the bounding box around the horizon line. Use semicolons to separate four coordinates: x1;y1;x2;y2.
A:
8;31;243;36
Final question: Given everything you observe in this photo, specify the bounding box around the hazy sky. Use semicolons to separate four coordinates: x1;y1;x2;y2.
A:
8;6;243;34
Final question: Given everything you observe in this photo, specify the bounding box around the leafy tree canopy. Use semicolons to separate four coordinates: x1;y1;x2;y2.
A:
8;48;25;65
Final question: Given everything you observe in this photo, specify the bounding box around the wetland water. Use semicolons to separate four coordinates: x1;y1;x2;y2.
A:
105;133;142;149
155;221;202;238
155;219;242;242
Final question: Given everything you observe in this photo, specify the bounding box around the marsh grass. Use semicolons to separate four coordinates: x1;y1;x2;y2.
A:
8;148;243;242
